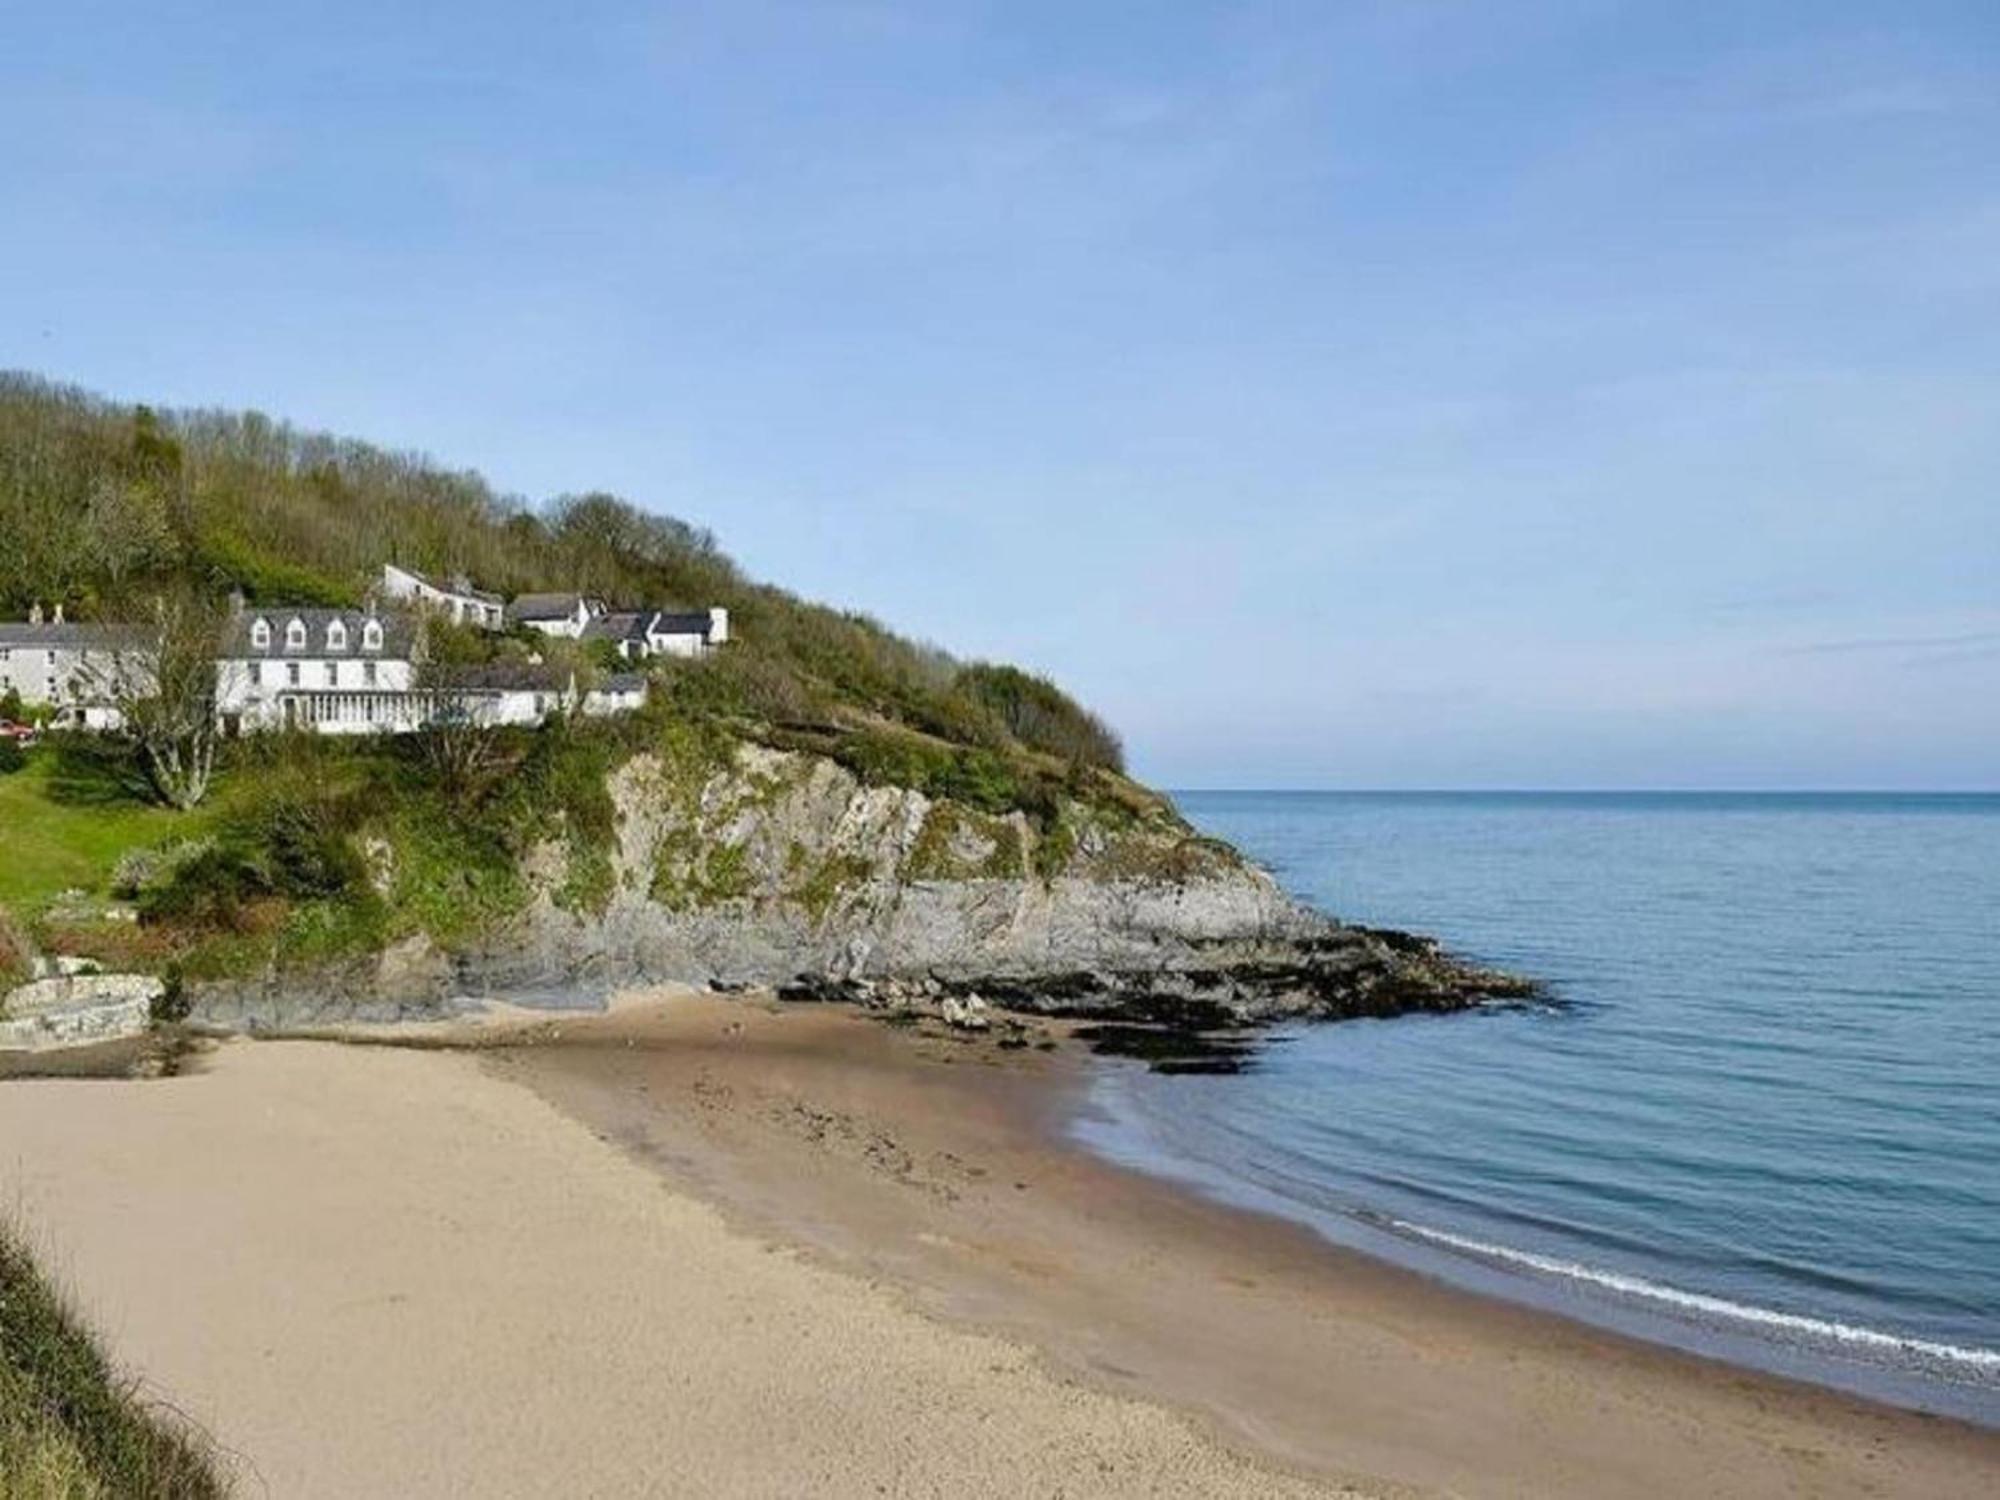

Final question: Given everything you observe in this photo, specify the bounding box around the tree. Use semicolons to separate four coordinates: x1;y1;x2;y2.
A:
87;593;223;810
410;617;508;801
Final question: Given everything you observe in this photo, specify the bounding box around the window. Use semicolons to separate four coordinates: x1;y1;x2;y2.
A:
362;620;383;652
285;619;306;651
326;620;347;651
324;663;337;687
251;619;271;649
287;662;301;687
363;661;377;688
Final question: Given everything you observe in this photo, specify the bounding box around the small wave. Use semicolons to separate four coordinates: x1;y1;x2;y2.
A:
1379;1217;2000;1378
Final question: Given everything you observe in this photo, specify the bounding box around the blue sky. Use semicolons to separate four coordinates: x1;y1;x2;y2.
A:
3;1;1995;787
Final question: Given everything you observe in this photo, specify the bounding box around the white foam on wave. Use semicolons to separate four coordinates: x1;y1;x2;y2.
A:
1384;1217;2000;1377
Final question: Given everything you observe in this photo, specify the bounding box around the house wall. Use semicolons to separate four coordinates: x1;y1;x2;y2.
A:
380;564;503;630
217;657;418;728
520;609;588;640
646;632;708;659
0;643;139;710
583;687;646;717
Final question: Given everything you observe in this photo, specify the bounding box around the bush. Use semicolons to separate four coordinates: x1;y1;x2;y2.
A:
137;844;270;929
0;739;23;776
956;663;1124;771
0;906;30;989
110;837;216;900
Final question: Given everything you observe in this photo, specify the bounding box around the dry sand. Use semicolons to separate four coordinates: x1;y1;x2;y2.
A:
0;1023;1338;1498
3;991;1996;1497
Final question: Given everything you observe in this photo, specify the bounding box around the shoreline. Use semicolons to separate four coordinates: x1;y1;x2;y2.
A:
1;991;1995;1495
492;991;1998;1497
1075;1044;2000;1426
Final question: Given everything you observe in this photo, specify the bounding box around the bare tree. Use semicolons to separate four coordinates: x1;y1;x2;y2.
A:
410;619;507;801
87;594;223;810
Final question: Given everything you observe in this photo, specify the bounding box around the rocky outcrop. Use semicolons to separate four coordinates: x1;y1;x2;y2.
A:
1;973;162;1051
192;744;1529;1037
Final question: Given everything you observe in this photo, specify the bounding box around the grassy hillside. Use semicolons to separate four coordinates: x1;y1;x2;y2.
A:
0;371;1122;772
0;1227;228;1498
0;373;1186;987
0;756;231;917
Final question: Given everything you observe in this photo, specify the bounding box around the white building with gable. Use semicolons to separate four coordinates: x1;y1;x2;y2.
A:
581;607;729;660
379;563;504;630
215;604;423;734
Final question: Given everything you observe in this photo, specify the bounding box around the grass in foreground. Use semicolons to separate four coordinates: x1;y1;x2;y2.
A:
0;754;222;919
0;1226;229;1498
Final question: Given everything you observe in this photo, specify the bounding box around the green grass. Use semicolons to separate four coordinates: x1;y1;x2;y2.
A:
0;754;223;918
0;1226;229;1498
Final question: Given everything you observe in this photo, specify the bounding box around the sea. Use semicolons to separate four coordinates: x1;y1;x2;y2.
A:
1073;792;2000;1424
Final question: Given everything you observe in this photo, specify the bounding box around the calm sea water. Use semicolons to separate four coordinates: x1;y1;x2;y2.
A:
1073;792;2000;1422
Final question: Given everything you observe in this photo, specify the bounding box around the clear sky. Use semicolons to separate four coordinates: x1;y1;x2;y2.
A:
4;2;1995;788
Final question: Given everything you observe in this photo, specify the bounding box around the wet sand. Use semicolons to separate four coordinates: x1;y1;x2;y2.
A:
1;989;1994;1496
494;991;2000;1499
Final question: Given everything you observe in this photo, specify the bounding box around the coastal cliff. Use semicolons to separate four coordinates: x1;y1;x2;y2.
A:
187;742;1529;1038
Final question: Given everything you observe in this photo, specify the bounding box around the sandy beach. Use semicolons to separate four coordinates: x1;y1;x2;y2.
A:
2;992;1996;1497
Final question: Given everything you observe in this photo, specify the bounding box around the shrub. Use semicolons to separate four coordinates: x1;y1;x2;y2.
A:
956;663;1125;771
137;844;270;929
0;739;23;776
110;837;216;900
0;906;30;989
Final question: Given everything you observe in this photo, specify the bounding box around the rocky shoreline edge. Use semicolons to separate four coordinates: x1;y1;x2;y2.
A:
779;924;1538;1072
7;745;1538;1072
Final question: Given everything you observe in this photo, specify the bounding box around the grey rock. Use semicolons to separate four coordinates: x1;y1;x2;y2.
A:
188;744;1532;1033
1;973;162;1051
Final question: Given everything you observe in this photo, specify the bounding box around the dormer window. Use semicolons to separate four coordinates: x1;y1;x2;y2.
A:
362;620;383;652
285;619;307;651
326;620;348;652
250;618;271;650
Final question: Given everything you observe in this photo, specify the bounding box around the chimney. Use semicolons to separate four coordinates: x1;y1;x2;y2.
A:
228;587;246;617
708;606;729;645
29;602;42;626
51;602;64;625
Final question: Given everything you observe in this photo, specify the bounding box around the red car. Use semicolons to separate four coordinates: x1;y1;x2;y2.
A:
0;720;39;746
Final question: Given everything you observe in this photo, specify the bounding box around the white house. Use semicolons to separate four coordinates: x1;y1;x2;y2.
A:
8;595;656;740
509;592;600;639
581;607;729;661
215;605;422;735
583;671;649;717
0;606;150;729
379;563;504;630
432;662;576;727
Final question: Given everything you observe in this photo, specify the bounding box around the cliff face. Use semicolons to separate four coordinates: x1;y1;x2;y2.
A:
192;744;1528;1031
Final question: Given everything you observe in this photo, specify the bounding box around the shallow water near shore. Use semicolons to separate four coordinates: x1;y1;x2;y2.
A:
1076;791;2000;1424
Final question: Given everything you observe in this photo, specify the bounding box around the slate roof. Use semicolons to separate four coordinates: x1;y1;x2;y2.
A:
0;621;152;649
579;609;718;643
651;611;717;637
396;565;503;606
599;672;648;694
580;611;649;643
437;662;572;692
222;607;417;658
509;592;587;621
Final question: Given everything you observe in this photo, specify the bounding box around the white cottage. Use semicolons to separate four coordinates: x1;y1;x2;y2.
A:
583;671;649;717
510;592;601;639
433;662;576;727
581;607;729;661
379;564;504;630
0;607;151;729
